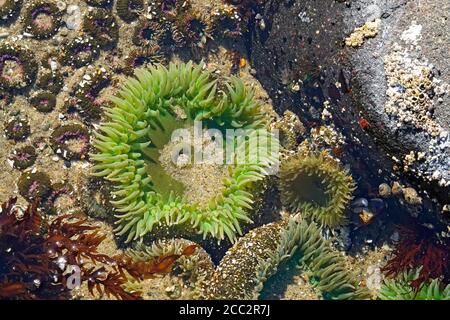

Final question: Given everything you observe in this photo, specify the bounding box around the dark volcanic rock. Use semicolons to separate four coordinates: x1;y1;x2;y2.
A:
247;0;449;230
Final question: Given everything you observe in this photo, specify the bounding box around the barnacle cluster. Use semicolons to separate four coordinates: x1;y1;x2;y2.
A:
384;43;442;136
279;142;356;229
345;19;380;48
205;215;370;300
91;62;277;243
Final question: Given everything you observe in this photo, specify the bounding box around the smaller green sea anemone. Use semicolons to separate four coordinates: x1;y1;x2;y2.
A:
380;269;450;300
279;142;356;228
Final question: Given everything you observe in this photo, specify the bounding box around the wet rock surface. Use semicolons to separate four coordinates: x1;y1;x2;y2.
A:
247;0;449;239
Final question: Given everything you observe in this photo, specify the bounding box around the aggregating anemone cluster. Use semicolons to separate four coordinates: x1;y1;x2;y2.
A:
0;0;447;302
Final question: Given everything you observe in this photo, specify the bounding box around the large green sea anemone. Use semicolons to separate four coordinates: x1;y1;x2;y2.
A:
91;62;278;243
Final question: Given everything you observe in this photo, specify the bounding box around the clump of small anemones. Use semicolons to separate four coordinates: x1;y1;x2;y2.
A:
4;116;31;141
0;42;38;92
123;46;164;76
59;36;100;68
22;1;63;39
82;8;119;49
9;145;37;170
18;171;52;202
0;0;23;25
116;0;144;23
50;123;90;161
36;70;64;94
30;90;57;112
132;19;165;47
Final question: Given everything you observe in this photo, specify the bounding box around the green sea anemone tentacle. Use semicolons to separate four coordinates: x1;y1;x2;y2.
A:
206;215;370;300
91;62;278;243
379;269;450;300
279;142;356;228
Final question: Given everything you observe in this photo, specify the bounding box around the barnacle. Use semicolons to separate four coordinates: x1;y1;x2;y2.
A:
22;1;63;39
0;42;38;92
123;46;164;76
59;36;100;68
85;0;113;7
380;269;450;300
4;116;31;141
91;62;277;242
72;67;111;123
18;171;52;202
30;91;56;112
0;0;23;25
278;142;356;228
50;123;90;161
10;145;37;170
82;9;119;49
116;0;144;23
36;70;64;94
132;19;165;47
206;215;370;300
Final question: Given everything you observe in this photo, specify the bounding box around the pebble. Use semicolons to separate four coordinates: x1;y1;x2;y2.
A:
378;183;391;198
57;1;67;11
369;198;385;213
0;32;9;38
403;187;422;205
391;181;403;196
